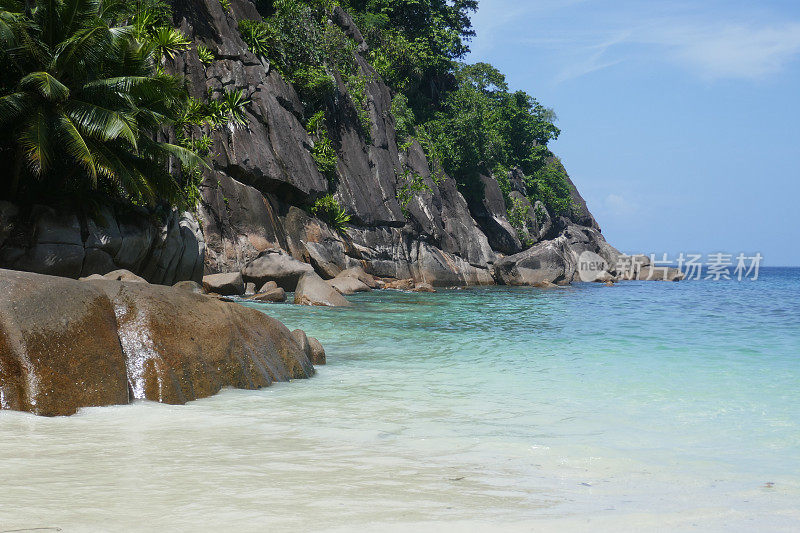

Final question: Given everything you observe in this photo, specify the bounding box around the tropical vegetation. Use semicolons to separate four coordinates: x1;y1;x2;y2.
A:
0;0;576;230
0;0;240;210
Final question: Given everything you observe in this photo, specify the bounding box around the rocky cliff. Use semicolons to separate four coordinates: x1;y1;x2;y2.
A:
0;0;635;287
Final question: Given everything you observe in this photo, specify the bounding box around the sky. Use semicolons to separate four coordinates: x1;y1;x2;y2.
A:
466;0;800;266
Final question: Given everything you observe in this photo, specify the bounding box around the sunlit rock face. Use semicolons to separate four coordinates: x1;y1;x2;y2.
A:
0;269;314;416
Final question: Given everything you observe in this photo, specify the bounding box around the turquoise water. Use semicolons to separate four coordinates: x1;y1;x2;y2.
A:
0;269;798;531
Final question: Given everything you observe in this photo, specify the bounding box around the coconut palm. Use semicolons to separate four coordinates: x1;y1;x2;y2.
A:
0;0;202;207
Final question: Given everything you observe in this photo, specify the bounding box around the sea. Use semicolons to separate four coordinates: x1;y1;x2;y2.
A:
1;268;798;532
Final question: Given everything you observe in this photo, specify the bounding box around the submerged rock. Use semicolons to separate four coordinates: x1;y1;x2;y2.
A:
383;278;415;291
294;272;352;307
412;282;436;293
0;269;314;416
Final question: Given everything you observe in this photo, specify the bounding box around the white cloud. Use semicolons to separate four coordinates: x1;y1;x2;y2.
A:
603;193;638;216
655;22;800;79
470;0;800;83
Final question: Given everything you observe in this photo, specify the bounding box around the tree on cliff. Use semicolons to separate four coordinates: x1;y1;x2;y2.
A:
0;0;202;207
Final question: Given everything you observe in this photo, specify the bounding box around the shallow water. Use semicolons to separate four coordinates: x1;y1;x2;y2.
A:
1;269;799;532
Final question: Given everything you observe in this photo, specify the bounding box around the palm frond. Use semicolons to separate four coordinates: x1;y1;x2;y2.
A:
53;111;97;184
19;107;51;176
18;71;70;102
65;99;137;147
0;92;35;129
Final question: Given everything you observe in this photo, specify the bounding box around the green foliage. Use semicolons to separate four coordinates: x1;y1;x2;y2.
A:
151;26;192;60
197;45;215;65
192;135;214;157
391;93;416;143
238;19;272;59
526;159;576;218
220;89;250;127
293;66;336;111
396;169;431;216
0;0;205;209
219;0;232;12
507;196;534;248
311;136;337;181
306;111;337;181
345;72;372;141
311;194;350;233
352;0;478;116
306;110;327;136
240;1;326;76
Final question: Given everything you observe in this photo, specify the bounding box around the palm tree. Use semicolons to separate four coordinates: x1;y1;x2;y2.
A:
0;0;202;207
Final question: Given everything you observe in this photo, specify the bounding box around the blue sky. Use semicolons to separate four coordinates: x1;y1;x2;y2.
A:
467;0;800;265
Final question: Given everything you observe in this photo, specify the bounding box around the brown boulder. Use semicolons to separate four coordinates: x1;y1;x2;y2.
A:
412;282;436;293
248;287;287;302
383;278;415;291
0;269;314;416
0;269;129;416
294;272;352;307
334;266;379;289
308;337;326;365
173;280;204;293
101;269;148;283
329;275;371;295
202;272;245;296
241;249;314;291
258;280;279;292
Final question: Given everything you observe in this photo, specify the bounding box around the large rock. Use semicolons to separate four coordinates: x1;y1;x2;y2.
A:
335;266;379;288
308;336;326;365
494;238;575;285
0;269;314;416
202;271;245;295
241;248;315;291
294;272;352;307
247;285;287;302
329;275;371;295
0;270;129;416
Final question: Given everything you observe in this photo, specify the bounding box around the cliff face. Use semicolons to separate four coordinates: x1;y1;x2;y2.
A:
0;0;622;286
169;0;619;286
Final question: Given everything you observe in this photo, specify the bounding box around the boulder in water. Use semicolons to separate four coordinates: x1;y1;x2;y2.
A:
241;249;314;291
308;337;326;365
294;272;352;307
412;282;436;293
248;286;287;302
329;275;371;295
0;269;314;416
202;272;245;295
